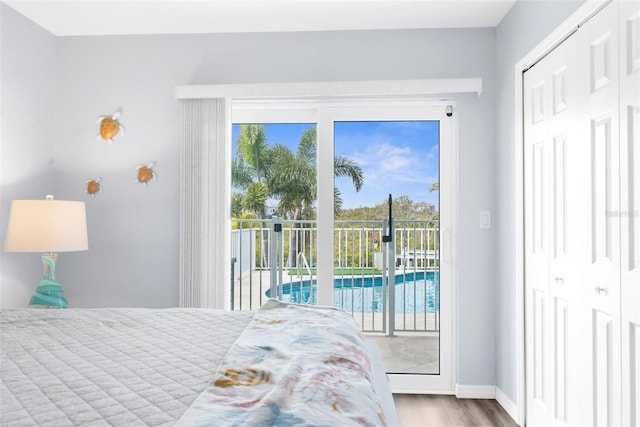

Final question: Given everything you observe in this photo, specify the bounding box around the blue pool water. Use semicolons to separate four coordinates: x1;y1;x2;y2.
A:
265;271;439;314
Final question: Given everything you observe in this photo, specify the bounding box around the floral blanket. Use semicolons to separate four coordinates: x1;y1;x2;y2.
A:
176;299;387;427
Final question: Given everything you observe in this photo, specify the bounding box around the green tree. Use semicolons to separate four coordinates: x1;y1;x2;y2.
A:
336;195;437;221
429;182;439;220
232;126;364;267
232;124;272;217
232;124;273;265
231;193;244;218
270;128;364;219
269;128;364;265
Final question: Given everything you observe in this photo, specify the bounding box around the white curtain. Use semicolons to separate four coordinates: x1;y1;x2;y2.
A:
179;98;229;308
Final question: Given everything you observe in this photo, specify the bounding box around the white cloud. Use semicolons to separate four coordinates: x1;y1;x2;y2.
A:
352;141;434;189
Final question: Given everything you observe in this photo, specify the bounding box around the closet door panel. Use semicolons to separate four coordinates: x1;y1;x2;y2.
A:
525;38;581;427
576;3;622;425
549;39;584;426
620;1;640;425
525;63;554;427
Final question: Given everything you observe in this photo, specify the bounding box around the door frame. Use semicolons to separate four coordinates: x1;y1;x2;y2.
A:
514;1;612;424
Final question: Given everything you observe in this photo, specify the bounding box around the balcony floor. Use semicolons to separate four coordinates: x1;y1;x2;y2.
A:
364;333;439;375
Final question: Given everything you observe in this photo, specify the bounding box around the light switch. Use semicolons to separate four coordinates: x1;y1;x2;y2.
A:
479;211;492;229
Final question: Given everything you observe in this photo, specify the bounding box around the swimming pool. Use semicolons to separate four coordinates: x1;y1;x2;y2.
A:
265;271;439;314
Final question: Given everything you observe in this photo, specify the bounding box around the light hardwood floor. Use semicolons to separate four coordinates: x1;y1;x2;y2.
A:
393;395;518;427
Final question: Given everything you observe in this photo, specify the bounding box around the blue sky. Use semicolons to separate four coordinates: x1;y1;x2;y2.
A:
231;121;439;210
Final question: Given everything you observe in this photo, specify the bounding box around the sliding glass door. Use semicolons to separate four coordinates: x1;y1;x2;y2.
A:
231;100;455;392
320;104;454;392
333;119;440;376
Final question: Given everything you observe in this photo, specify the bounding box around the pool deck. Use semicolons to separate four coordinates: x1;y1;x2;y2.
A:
232;270;440;375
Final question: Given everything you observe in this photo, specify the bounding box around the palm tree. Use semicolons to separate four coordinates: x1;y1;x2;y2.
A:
232;126;364;267
269;128;364;216
232;124;271;218
269;128;364;266
428;182;440;221
232;124;273;266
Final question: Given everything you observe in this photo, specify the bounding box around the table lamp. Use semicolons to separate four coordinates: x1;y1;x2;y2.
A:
5;195;88;308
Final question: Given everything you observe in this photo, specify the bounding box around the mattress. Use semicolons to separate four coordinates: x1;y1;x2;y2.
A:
1;308;254;426
1;305;397;426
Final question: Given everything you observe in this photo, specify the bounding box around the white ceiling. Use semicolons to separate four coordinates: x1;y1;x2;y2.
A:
3;0;517;36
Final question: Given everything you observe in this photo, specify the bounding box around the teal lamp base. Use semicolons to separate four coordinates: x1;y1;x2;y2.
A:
29;253;68;309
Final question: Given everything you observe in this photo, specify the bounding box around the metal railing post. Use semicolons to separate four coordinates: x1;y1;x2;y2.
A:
277;219;283;297
386;218;395;337
230;257;236;310
381;219;387;334
269;216;278;300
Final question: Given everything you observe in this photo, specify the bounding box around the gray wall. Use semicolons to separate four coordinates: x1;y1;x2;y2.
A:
494;0;585;405
3;1;591;395
0;5;58;307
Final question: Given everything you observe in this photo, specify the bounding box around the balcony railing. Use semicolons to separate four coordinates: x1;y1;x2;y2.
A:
231;218;439;334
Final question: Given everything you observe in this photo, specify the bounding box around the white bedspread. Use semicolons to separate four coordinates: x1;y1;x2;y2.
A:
1;308;254;426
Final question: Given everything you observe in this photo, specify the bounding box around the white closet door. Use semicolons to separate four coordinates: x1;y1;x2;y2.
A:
524;32;582;427
525;1;631;426
620;2;640;426
574;4;622;425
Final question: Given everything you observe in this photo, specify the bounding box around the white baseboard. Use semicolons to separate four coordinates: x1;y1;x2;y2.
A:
495;387;522;426
455;384;522;426
454;383;496;399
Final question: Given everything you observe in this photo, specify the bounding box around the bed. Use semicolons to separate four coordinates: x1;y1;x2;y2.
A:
1;299;399;426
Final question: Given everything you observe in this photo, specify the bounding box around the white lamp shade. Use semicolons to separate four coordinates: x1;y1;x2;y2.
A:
5;199;89;253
